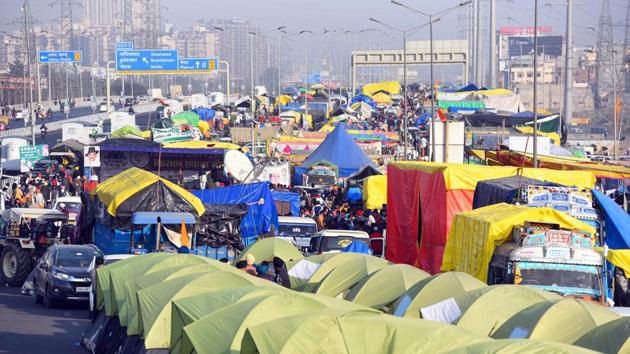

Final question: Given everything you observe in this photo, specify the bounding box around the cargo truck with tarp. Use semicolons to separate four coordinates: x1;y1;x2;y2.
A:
441;203;606;304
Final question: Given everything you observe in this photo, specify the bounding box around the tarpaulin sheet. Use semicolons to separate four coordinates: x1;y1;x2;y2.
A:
441;203;597;282
271;191;300;216
472;176;562;209
364;175;387;210
94;167;205;218
481;93;524;113
593;189;630;249
361;81;401;96
606;249;630;277
192;182;279;238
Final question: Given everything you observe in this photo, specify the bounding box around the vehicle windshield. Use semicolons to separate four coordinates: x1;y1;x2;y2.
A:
515;262;601;297
277;223;318;238
54;249;99;268
321;236;368;252
55;202;81;214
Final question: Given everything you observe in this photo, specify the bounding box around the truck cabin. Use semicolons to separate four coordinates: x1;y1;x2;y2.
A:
129;212;197;255
491;223;604;304
2;208;68;242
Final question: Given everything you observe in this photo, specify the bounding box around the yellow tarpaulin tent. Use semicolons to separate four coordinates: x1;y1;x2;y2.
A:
605;248;630;277
163;140;244;151
371;92;393;104
392;162;596;190
515;126;561;145
364;175;387;210
277;95;292;106
441;203;597;282
362;81;401;96
94;167;205;217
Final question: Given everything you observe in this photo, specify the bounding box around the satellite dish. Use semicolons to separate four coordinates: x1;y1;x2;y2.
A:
224;150;254;182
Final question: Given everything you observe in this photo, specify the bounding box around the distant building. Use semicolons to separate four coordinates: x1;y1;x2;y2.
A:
83;0;123;27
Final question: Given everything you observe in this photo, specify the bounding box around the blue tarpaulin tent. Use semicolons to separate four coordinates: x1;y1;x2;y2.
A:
415;113;431;127
192;182;279;239
473;176;563;209
351;94;376;108
271;191;300;216
192;107;216;121
341;241;372;254
593;189;630;249
294;124;376;185
283;87;299;96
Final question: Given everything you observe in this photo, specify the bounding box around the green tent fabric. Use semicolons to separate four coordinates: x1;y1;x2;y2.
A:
110;125;145;138
125;262;236;334
138;271;267;349
110;254;210;321
287;253;336;289
438;100;485;110
300;253;389;295
99;253;171;315
172;111;200;127
180;292;352;354
240;310;485;354
345;264;430;309
442;339;600;354
234;238;304;264
170;286;285;353
390;272;487;317
492;298;620;343
451;285;561;337
574;317;630;353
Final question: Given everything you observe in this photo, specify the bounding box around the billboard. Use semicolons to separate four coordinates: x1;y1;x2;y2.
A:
508;35;563;57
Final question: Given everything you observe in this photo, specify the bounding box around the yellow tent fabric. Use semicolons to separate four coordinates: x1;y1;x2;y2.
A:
362;81;401;96
441;203;597;282
392;162;595;190
606;249;630;278
371;92;393;104
474;88;514;96
364;175;387;210
197;120;210;138
163;140;243;151
515;126;561;145
94;167;205;217
277;95;292;106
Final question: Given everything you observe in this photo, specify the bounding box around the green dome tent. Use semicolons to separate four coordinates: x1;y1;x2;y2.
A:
492;298;620;343
287;253;337;289
240;310;485;354
442;339;600;354
390;272;487;317
345;264;430;309
234;237;304;264
574;317;630;353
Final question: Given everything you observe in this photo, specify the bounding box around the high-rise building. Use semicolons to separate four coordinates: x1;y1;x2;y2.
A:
83;0;123;26
176;23;217;58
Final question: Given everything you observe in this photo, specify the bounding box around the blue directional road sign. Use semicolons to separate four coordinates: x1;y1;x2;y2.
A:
178;58;218;73
116;49;178;74
38;51;82;64
116;42;134;50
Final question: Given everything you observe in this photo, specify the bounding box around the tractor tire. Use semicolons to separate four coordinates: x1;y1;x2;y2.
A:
1;243;33;286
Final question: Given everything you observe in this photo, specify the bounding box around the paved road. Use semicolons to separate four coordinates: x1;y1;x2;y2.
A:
5;105;123;131
0;285;89;354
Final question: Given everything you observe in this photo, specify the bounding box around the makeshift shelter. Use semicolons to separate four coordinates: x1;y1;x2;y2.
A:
593;189;630;249
170;286;283;353
93;167;205;229
346;165;382;182
110;126;145;139
351;101;374;116
234;237;304;264
270;190;300;216
386;162;596;273
363;175;387;210
350;94;376;107
492;299;620;343
294;124;376;185
421;285;560;336
300;253;389;297
287;254;337;289
362;81;401;96
472;175;562;209
371;92;393;105
390;272;487;318
50;139;85;159
191;107;215;121
193;182;279;239
574;317;630;353
241;310;484;354
442;203;596;282
345;264;430;309
172;111;200;127
446;339;598;354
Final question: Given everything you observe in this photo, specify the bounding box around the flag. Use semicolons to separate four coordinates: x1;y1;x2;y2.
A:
437;109;448;122
180;220;189;248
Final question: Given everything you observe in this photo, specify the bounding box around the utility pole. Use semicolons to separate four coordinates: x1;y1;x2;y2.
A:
474;0;481;85
533;0;539;167
300;30;313;120
249;31;256;121
489;0;496;88
613;50;619;160
22;0;36;145
563;0;573;143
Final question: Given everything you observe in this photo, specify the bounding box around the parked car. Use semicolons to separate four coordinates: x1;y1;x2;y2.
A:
52;196;82;223
275;216;318;252
308;230;370;255
33;244;103;308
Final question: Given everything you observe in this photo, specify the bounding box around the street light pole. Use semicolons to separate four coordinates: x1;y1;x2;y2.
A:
106;61;114;113
300;30;313;122
613;50;619;160
22;1;36;145
533;0;539;167
249;31;256;121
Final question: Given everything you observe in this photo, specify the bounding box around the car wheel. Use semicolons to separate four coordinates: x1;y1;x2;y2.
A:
44;286;55;309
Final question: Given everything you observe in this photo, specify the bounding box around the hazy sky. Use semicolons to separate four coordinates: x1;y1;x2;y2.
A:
5;0;623;47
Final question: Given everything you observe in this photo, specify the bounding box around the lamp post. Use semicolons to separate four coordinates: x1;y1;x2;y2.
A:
369;18;432;160
276;26;287;113
248;31;257;121
106;61;114;113
390;0;472;162
300;30;313;122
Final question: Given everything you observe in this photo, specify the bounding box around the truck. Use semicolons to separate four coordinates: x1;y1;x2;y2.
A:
0;208;69;286
148;88;163;100
489;222;605;304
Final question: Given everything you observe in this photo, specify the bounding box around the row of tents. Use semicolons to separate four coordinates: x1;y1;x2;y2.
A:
83;252;629;354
